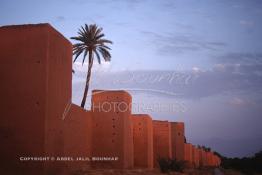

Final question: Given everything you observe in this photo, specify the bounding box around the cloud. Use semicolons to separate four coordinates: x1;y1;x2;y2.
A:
229;97;251;107
213;53;262;78
69;0;89;4
73;61;112;73
192;66;202;73
72;62;262;101
214;52;262;65
56;16;66;22
141;31;226;55
239;20;254;27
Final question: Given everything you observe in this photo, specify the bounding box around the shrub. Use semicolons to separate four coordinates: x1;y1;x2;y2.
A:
157;157;186;173
170;159;186;172
221;150;262;174
157;157;170;173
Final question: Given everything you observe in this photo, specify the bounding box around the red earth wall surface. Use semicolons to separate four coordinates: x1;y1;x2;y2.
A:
206;151;213;167
152;120;172;167
170;122;185;161
184;143;193;167
132;114;153;169
192;146;200;168
0;24;72;175
63;104;92;172
91;90;134;169
199;149;208;167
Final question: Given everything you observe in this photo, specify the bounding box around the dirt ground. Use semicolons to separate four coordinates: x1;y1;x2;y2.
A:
69;168;251;175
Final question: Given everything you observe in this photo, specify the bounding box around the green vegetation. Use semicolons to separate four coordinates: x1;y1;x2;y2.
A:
157;157;186;173
219;150;262;174
197;145;211;152
71;24;112;108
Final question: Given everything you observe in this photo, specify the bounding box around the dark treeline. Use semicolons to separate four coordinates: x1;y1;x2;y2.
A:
215;150;262;174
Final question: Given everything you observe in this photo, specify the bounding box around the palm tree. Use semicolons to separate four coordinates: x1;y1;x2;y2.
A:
71;24;112;108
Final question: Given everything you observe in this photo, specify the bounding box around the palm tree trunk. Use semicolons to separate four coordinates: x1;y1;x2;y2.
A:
81;50;93;108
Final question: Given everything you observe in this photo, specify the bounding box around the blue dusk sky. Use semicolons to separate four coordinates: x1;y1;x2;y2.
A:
1;0;262;158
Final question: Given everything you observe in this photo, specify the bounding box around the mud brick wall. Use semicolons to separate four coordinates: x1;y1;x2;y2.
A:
0;23;220;173
132;114;153;169
63;104;92;171
184;143;193;167
91;90;133;169
0;24;72;175
206;151;213;167
199;149;207;167
192;146;199;168
170;122;185;161
152;120;172;167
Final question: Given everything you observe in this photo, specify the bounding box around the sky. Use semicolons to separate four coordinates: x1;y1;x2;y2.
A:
1;0;262;158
